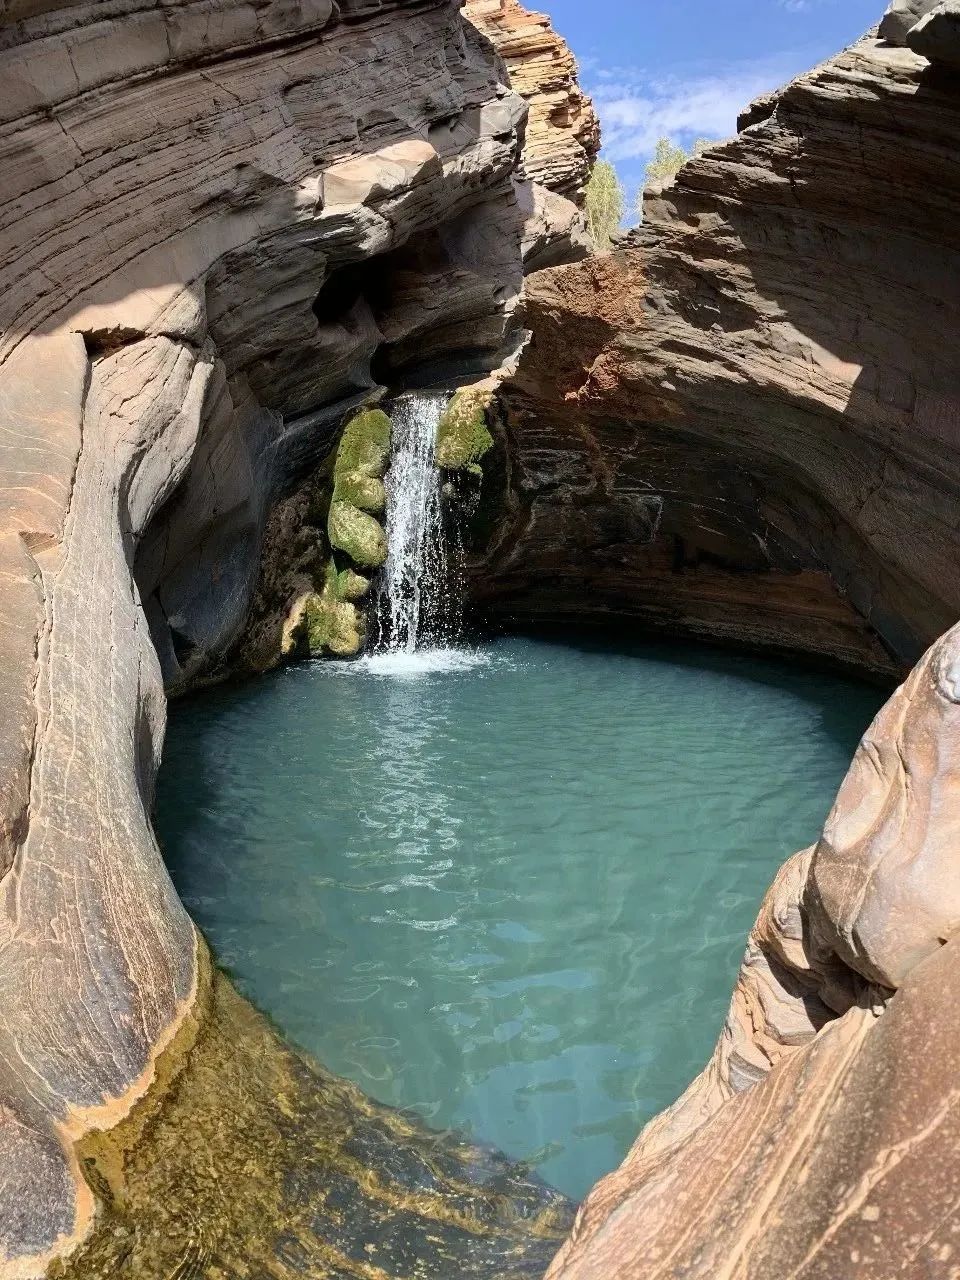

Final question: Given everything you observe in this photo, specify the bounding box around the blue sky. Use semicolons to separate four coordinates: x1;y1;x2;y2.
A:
545;0;884;213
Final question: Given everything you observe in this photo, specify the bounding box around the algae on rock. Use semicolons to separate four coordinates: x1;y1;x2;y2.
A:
301;560;371;658
332;408;391;511
55;941;574;1280
435;388;495;472
328;500;388;569
236;405;393;668
328;407;392;569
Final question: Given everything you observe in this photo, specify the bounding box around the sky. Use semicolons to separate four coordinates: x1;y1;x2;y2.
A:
544;0;885;216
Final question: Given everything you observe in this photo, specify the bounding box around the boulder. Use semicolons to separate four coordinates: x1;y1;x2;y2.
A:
907;0;960;63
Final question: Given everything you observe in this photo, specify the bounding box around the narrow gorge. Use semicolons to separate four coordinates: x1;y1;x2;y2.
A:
1;0;960;1277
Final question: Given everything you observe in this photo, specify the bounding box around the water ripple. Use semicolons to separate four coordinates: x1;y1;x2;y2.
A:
158;634;884;1200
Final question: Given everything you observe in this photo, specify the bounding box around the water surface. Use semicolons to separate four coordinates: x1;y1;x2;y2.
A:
156;635;883;1200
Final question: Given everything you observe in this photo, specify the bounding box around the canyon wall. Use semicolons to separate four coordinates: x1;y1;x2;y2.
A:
0;0;588;1273
463;0;600;269
474;19;960;678
5;0;960;1273
482;11;960;1277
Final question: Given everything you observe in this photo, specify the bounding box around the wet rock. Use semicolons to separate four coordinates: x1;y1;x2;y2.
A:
435;387;496;471
331;408;392;514
55;944;575;1280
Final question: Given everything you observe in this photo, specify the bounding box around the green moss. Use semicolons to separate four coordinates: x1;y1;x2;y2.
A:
303;590;364;658
332;408;391;512
435;389;494;471
326;408;391;569
328;500;388;569
335;568;370;602
332;472;386;513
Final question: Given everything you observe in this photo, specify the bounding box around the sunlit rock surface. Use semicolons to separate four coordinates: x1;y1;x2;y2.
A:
548;622;960;1279
463;0;600;267
5;0;960;1273
475;22;960;1279
476;29;960;677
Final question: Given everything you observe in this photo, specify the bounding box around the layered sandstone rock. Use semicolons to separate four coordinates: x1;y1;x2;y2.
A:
474;18;960;1279
548;619;960;1280
476;28;960;676
463;0;600;267
0;0;594;1271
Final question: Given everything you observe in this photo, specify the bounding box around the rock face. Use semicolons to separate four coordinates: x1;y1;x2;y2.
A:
548;619;960;1280
463;0;600;268
476;20;960;1280
476;28;960;677
55;942;574;1280
880;0;938;42
0;0;593;1272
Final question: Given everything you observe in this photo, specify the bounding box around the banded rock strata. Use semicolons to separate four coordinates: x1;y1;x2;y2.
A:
478;14;960;1279
473;24;960;677
547;618;960;1280
463;0;600;268
0;0;589;1273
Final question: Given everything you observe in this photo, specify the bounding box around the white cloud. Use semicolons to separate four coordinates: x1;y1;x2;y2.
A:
588;55;802;166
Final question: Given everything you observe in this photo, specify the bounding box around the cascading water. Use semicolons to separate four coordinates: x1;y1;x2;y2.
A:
372;392;462;654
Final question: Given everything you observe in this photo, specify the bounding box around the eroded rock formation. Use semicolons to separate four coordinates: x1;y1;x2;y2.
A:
473;13;960;1278
463;0;600;267
0;0;591;1272
548;618;960;1280
474;24;960;678
5;0;960;1273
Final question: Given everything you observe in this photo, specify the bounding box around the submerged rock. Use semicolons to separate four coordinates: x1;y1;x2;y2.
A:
57;942;574;1279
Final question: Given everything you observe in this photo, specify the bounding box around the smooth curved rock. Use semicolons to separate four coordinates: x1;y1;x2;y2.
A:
548;622;960;1280
0;0;596;1270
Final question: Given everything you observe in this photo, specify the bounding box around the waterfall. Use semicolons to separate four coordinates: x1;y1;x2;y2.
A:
373;392;460;654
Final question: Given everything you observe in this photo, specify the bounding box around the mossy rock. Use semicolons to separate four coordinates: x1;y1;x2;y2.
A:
332;408;391;513
328;500;387;569
435;388;494;471
332;472;386;513
335;568;370;602
303;591;365;658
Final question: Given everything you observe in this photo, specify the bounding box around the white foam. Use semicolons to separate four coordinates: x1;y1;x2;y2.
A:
326;648;491;679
